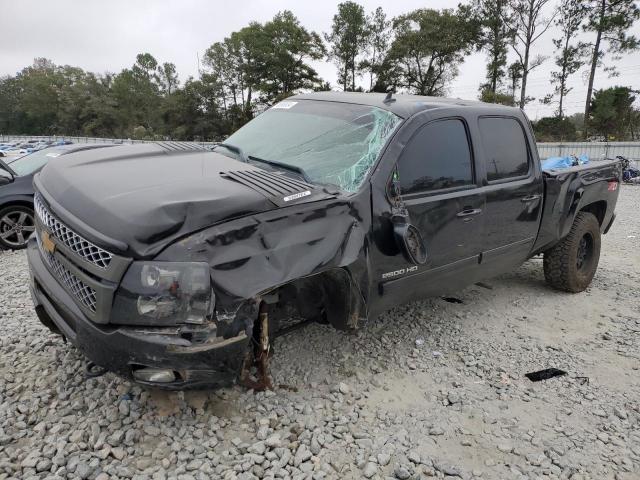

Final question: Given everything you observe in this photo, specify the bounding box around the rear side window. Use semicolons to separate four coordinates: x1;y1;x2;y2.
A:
398;119;473;195
479;117;530;181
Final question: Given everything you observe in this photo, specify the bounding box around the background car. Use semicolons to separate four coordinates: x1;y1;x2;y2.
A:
0;143;113;250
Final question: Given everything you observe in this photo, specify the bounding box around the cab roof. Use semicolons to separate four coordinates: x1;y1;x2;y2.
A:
290;91;520;119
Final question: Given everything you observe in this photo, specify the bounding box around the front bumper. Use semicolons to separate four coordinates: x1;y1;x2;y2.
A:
27;239;248;389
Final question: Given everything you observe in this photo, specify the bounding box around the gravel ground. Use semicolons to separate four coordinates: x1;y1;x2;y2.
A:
1;187;639;480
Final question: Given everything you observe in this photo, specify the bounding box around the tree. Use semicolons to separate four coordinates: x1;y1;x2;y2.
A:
474;0;513;98
582;0;640;137
361;7;392;91
324;1;368;91
256;11;325;102
157;62;179;95
588;86;638;140
504;0;556;108
479;88;515;106
0;76;24;133
631;108;640;140
507;62;523;103
543;0;587;118
384;7;481;96
15;59;61;134
0;14;337;140
132;53;159;82
111;54;164;136
203;31;257;128
203;12;326;129
532;116;578;141
566;112;585;131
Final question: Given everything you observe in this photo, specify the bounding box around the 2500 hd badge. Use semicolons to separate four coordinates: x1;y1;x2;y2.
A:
382;265;419;279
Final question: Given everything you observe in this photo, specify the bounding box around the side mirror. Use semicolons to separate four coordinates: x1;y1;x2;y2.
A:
392;211;427;265
0;169;13;186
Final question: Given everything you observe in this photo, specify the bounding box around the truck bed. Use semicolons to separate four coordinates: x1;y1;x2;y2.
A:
532;159;622;255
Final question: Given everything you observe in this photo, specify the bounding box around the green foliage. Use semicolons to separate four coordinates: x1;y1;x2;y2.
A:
1;11;326;139
157;63;179;95
325;1;368;91
507;62;523;101
582;0;640;136
532;116;578;141
1;2;637;140
566;112;585;132
479;88;515;106
543;0;587;118
203;10;324;129
474;0;513;95
504;0;556;108
588;86;638;140
361;7;392;92
383;7;481;96
257;11;326;101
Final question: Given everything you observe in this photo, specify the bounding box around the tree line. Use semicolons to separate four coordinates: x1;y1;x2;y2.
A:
0;0;638;142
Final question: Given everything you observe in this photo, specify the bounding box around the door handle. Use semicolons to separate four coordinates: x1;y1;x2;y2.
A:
520;194;541;203
457;208;482;217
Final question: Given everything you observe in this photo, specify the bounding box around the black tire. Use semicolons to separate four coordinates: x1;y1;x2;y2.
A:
543;212;601;293
0;205;36;250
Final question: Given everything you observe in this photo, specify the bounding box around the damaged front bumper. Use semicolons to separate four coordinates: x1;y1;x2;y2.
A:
27;239;249;389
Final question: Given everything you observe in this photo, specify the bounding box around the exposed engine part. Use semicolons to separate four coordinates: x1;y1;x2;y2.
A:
239;301;273;391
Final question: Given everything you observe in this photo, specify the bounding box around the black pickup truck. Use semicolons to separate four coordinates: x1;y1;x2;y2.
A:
27;92;622;389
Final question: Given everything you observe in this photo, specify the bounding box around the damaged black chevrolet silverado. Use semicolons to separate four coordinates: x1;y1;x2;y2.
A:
27;92;622;389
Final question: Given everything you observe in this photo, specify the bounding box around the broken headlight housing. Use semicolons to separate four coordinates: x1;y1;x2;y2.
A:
111;262;214;326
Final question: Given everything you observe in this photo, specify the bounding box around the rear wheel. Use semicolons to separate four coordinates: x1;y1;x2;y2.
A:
0;205;36;250
543;212;601;293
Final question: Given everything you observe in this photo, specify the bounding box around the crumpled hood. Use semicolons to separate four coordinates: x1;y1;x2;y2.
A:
37;144;281;258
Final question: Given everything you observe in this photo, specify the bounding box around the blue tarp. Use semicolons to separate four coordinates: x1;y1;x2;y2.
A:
541;154;589;171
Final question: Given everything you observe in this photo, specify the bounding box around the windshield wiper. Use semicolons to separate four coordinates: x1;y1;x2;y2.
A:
247;155;312;183
214;143;312;183
213;143;249;163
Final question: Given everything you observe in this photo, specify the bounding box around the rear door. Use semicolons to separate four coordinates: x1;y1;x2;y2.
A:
476;116;543;273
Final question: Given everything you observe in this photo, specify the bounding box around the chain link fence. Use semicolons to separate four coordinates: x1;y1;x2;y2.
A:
3;134;640;169
537;142;640;164
0;134;211;146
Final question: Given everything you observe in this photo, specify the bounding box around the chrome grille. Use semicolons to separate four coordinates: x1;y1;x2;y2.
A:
37;235;98;312
34;193;113;269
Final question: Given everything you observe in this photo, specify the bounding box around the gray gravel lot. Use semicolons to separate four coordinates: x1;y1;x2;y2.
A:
1;187;639;480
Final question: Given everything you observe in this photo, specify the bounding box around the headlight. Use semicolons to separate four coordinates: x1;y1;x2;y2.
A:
111;262;214;326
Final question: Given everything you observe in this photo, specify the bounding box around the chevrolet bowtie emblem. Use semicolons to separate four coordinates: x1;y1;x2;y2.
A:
41;231;56;254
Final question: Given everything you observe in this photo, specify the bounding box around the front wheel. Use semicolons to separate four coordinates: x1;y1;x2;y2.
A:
543;212;601;293
0;205;36;250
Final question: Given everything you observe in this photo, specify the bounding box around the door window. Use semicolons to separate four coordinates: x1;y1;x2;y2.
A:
398;119;474;195
479;117;530;181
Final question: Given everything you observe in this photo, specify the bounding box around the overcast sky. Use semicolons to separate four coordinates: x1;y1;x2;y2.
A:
2;0;639;120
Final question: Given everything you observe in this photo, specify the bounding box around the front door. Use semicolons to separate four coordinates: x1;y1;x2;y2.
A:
372;117;485;307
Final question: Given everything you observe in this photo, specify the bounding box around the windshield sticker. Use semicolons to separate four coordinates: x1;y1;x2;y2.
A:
45;153;61;158
272;101;297;110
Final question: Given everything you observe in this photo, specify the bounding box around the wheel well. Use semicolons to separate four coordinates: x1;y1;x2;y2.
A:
271;268;365;331
580;201;606;226
0;200;34;212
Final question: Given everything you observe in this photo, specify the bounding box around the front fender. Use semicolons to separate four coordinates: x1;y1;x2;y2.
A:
0;193;34;209
155;194;372;330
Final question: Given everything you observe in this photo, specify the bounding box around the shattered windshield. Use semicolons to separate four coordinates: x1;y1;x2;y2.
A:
224;100;402;192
